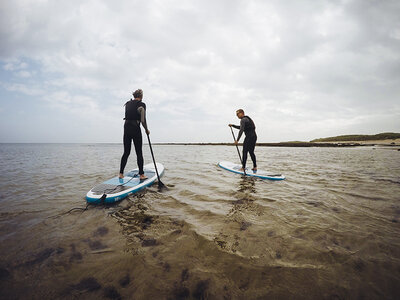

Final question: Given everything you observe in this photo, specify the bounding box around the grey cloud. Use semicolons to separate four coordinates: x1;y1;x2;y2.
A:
0;0;399;142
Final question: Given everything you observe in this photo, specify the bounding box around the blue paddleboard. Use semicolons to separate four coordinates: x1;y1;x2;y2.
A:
218;161;285;180
86;162;164;204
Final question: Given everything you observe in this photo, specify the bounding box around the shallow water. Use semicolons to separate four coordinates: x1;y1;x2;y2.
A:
0;143;399;299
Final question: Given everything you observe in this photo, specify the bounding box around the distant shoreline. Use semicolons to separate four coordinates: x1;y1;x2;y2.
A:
153;140;400;147
1;138;399;147
311;132;400;143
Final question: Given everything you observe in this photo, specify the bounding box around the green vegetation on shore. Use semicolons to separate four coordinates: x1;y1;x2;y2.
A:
152;133;400;147
311;132;400;142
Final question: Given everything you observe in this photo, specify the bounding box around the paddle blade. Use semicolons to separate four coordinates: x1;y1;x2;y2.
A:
157;180;168;191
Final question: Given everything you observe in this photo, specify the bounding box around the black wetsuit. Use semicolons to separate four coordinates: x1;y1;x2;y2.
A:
120;99;147;175
232;116;257;169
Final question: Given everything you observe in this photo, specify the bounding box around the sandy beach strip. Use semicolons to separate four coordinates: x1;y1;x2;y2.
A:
314;138;400;145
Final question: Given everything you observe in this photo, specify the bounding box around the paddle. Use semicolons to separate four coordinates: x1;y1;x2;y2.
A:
230;126;246;175
146;133;167;190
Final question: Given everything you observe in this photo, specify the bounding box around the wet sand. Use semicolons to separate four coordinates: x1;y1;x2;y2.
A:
3;195;390;300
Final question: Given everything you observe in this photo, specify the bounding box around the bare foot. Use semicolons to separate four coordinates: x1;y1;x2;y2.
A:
118;173;124;179
252;167;257;171
140;174;148;180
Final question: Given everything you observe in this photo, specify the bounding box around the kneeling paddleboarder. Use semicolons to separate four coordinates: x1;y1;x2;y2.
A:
119;89;150;180
229;109;257;171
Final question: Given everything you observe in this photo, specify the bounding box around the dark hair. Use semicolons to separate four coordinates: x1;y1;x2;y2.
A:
133;89;143;99
236;109;244;114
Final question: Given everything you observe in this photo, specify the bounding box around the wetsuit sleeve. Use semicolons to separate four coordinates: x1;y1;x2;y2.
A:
237;118;246;141
232;125;240;130
137;106;148;131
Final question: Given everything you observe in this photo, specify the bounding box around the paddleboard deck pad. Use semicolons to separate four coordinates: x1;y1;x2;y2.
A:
218;161;285;180
86;163;164;204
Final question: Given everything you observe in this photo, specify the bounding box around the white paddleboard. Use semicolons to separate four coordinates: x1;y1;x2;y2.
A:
218;161;285;180
86;162;164;204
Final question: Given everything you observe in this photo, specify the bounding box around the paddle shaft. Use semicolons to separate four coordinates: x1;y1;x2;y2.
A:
230;126;246;175
146;133;164;187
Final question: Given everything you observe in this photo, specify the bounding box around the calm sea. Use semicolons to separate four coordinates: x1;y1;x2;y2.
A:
0;143;399;299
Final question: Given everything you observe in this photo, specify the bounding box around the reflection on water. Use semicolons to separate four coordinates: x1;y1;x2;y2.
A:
237;176;257;194
0;144;400;299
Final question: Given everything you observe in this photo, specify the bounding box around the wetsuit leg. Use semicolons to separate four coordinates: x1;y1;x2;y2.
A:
120;132;132;174
132;128;144;175
249;135;257;168
243;134;257;169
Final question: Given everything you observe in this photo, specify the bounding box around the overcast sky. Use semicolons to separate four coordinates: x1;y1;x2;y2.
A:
0;0;399;143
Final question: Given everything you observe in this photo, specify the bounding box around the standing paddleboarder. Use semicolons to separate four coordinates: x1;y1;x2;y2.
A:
229;109;257;171
119;89;150;180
